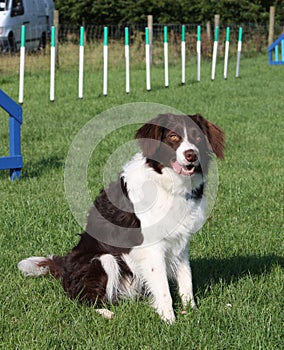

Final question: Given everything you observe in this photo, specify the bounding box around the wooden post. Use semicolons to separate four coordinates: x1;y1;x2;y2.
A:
83;18;87;45
214;14;220;30
147;15;153;64
54;10;59;68
268;6;275;46
214;15;221;54
206;21;211;42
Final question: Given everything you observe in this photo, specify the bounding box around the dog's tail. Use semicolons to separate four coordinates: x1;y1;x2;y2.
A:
18;255;64;279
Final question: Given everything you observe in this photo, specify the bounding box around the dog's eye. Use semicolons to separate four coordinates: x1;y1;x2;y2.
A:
169;134;180;142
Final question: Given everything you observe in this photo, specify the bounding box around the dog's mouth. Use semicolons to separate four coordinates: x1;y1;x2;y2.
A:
171;160;196;176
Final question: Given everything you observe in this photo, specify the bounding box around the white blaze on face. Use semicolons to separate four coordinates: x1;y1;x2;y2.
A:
176;127;199;166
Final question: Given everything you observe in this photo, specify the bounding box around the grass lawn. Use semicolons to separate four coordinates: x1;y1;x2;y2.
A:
0;54;283;349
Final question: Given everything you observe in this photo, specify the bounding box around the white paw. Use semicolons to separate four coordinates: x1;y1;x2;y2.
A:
96;308;114;320
160;309;176;324
18;257;49;277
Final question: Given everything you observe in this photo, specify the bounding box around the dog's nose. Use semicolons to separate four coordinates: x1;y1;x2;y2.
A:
184;149;198;162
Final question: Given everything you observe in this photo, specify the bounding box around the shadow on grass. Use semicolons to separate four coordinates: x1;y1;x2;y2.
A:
191;254;284;294
21;155;64;179
0;155;65;180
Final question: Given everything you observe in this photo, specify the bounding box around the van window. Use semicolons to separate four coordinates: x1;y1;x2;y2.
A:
11;0;24;16
0;0;10;11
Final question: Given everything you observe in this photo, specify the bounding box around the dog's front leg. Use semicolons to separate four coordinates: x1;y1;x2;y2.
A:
176;248;197;310
133;248;175;323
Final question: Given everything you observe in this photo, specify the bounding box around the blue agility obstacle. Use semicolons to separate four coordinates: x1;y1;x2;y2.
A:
0;90;23;180
268;33;284;65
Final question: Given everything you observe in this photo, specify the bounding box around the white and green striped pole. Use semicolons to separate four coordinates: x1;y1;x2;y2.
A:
236;27;243;78
103;27;108;96
197;25;201;82
125;27;130;94
18;25;25;104
181;25;186;85
164;26;169;87
145;27;151;91
211;26;218;80
78;26;84;99
50;26;56;102
224;27;230;79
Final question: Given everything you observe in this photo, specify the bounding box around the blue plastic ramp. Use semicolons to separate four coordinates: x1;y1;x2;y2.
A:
268;33;284;65
0;90;23;180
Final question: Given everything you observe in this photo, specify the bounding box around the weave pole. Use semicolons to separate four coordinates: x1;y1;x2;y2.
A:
181;25;186;85
78;26;84;99
50;26;56;102
211;26;219;80
145;27;151;91
103;27;108;96
164;26;169;87
197;25;201;82
125;27;130;94
224;27;230;79
18;25;25;104
236;27;243;78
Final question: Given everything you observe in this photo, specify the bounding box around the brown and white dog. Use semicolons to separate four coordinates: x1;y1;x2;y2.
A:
18;113;224;323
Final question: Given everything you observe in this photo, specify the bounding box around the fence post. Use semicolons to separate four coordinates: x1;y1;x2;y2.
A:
206;21;211;42
54;10;59;68
82;18;87;44
268;6;275;46
214;15;220;31
147;15;153;64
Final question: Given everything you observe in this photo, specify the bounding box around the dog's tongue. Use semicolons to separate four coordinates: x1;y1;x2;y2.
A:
171;161;195;176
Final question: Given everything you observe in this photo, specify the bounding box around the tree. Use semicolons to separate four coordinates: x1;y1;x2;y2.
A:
54;0;284;25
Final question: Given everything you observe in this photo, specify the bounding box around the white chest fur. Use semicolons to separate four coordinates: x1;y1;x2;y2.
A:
122;153;206;248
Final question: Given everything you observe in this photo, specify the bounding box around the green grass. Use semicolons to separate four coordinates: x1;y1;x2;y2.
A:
0;54;283;349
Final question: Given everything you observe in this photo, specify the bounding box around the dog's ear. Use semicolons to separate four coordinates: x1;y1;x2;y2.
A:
189;114;225;159
135;121;164;158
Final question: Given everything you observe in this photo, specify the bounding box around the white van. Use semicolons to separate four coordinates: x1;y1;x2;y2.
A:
0;0;54;52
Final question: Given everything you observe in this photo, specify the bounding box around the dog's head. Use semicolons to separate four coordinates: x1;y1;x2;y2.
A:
135;113;224;176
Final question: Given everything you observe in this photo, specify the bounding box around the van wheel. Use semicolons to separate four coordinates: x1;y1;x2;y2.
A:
39;32;47;50
8;32;17;53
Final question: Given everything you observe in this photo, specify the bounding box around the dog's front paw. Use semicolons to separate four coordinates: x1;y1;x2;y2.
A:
160;308;176;324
